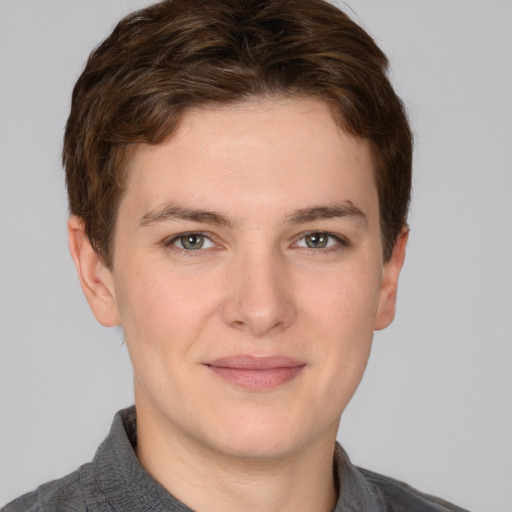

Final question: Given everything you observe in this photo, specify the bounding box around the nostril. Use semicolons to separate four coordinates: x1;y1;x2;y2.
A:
220;263;297;335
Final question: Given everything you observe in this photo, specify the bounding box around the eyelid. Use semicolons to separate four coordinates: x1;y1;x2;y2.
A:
293;231;350;249
160;230;349;253
162;231;217;249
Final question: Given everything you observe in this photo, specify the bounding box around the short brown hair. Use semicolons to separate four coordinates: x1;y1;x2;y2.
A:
64;0;412;267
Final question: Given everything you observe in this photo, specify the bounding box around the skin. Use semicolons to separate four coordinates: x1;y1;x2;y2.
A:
69;97;407;512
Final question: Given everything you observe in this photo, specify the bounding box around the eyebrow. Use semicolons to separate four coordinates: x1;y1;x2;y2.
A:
286;202;368;226
139;205;233;228
139;201;367;228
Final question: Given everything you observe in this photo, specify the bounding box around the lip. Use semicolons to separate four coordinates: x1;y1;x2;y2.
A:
204;355;306;391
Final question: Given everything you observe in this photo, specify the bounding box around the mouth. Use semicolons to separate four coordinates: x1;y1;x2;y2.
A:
204;355;306;391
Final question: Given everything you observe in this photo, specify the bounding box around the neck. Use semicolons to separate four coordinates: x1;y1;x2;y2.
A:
135;401;338;512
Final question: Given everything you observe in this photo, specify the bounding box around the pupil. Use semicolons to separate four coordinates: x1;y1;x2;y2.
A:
183;235;203;250
307;233;327;248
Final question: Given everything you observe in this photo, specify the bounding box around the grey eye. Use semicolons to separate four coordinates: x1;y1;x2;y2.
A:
304;233;329;248
168;233;216;252
179;234;206;250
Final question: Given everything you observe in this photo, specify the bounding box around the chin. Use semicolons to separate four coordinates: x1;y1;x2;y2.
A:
211;433;300;461
197;407;313;461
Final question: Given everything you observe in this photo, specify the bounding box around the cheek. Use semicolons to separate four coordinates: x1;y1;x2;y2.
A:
114;263;220;357
304;263;382;335
300;263;381;387
116;260;232;376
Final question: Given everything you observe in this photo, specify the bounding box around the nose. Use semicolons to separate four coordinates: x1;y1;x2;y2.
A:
221;249;297;337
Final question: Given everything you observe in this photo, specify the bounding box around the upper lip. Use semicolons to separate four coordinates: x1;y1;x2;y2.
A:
205;355;305;370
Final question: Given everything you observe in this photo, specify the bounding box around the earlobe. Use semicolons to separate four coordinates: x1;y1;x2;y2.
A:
67;216;121;327
374;228;409;331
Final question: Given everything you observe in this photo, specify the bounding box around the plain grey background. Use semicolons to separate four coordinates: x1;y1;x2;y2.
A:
1;1;511;510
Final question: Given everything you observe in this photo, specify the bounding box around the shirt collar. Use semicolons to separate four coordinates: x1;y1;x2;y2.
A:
90;407;382;512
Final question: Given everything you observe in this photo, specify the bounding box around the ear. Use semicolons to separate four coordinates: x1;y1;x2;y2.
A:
68;216;121;327
374;228;409;331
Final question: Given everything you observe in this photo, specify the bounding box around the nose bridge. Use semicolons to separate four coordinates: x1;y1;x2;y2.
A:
222;240;296;336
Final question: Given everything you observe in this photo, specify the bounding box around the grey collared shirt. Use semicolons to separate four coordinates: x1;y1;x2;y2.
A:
2;407;469;511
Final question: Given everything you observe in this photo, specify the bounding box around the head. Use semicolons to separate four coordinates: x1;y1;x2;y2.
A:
65;0;412;465
64;0;412;269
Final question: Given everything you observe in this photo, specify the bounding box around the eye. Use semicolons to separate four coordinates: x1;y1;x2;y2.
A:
296;232;344;250
169;233;215;251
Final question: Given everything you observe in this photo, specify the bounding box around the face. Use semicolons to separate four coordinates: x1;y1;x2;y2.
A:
72;97;406;461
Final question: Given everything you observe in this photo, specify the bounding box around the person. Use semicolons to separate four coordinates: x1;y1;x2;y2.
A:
2;0;469;510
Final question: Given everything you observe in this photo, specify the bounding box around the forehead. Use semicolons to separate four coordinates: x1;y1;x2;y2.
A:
122;97;378;223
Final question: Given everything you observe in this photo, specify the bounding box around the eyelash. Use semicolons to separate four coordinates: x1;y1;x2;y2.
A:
295;231;350;253
162;231;216;256
161;231;350;256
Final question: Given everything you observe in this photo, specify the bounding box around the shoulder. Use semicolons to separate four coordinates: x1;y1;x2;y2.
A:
357;466;470;512
334;444;469;512
2;408;137;512
1;463;109;512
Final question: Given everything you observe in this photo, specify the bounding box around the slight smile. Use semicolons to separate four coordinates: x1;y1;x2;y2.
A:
205;355;306;391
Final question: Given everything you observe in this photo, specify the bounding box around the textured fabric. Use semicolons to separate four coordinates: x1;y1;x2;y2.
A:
2;407;469;512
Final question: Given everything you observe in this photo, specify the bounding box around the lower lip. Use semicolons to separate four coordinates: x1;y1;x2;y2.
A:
206;365;305;390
